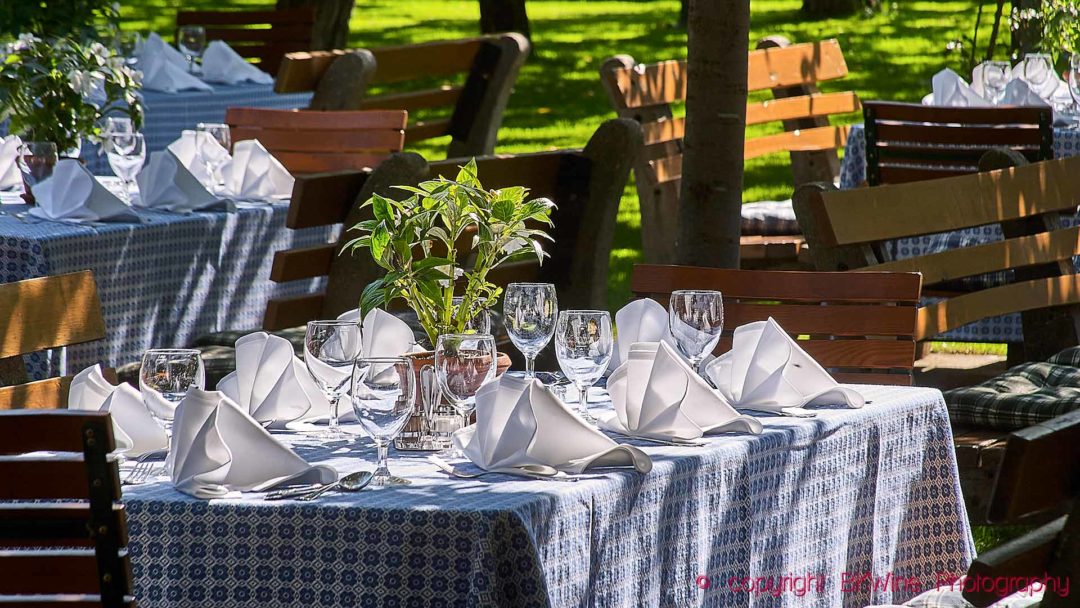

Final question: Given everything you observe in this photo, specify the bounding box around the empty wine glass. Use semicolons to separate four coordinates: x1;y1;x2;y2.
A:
504;283;557;377
305;320;362;440
103;116;134;138
452;296;491;334
104;133;145;203
177;25;206;73
1022;53;1053;92
555;310;613;421
980;60;1011;105
351;357;415;485
140;348;205;429
668;290;724;371
195;123;230;194
17;141;58;192
435;334;498;430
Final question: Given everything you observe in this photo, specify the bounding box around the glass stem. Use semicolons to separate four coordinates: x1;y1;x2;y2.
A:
578;385;589;415
328;394;340;434
375;442;390;478
525;355;536;378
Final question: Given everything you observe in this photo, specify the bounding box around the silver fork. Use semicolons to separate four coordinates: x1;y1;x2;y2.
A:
122;450;166;485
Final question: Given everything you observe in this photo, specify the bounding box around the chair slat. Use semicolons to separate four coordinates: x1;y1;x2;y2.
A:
404;118;453;144
0;376;71;410
866;101;1053;124
369;38;485;84
0;271;105;359
875;123;1045;147
360;86;464;113
0;410;113;455
745;124;850;159
270;151;390;174
737;235;806;261
226;107;407;130
275;50;350;93
285;171;369;229
745;91;860;125
0;551;129;595
230;126;405;153
713;336;915;369
177;8;314;25
725;302;917;336
640;117;685;146
876;165;975;184
916;275;1080;339
0;503;128;548
0;459;119;501
746;39;848;91
270;245;335;283
203;24;311;43
987;408;1080;522
263;293;327;332
648;155;680;184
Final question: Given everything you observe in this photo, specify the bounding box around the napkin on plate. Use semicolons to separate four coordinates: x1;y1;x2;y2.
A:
68;365;169;457
200;40;274;85
28;160;139;223
220;140;294;200
136;150;224;212
454;375;653;474
0;135;22;191
216;332;336;428
927;69;992;107
167;130;231;188
137;33;213;93
169;388;338;499
704;317;864;417
601;342;761;441
609;298;674;372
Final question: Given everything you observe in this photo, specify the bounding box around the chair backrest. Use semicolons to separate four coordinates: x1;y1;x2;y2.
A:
225;107;407;174
276;34;530;157
601;38;858;263
0;271;106;409
794;154;1080;361
630;264;922;385
261;118;643;331
273;49;376;111
862;102;1053;186
176;7;315;76
0;410;132;607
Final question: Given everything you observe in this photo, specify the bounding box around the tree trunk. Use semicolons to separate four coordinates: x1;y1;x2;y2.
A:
676;0;749;268
1012;0;1042;57
479;0;531;40
276;0;355;50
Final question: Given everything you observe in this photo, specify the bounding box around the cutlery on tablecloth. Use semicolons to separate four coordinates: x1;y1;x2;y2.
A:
601;430;706;447
264;470;374;500
121;449;168;485
428;455;577;482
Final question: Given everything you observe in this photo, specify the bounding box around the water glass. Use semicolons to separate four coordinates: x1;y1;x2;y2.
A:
305;320;363;440
195;123;231;193
177;25;206;73
140;348;205;427
668;290;724;370
980;60;1010;105
435;333;498;427
554;310;613;420
105;133;145;203
452;296;491;334
17;141;58;191
503;283;558;377
1022;53;1053;90
351;357;415;485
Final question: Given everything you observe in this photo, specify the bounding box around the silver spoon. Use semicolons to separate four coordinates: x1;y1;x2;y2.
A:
269;471;374;501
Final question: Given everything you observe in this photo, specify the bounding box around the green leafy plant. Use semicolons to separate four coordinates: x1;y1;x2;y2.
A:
1012;0;1080;60
0;0;120;43
343;159;555;348
0;34;142;154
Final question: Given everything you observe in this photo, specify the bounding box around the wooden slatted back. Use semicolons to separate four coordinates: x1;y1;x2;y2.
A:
0;410;132;607
630;264;921;384
600;38;858;263
273;49;376;111
176;7;314;76
795;155;1080;359
225;107;407;174
0;271;106;408
863;102;1053;186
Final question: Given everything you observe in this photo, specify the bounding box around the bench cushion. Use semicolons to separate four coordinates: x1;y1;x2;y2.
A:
741;199;799;236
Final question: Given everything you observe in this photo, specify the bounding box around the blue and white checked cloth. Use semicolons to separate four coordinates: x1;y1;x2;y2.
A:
838;124;1080;343
124;384;975;608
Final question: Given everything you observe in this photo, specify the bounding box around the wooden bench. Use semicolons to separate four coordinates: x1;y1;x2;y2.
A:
601;37;859;267
176;7;315;76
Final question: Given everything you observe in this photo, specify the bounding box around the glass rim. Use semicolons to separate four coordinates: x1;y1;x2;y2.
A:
354;356;409;365
506;282;556;288
436;332;496;341
307;319;358;327
196;122;229;129
558;309;610;316
143;348;201;355
670;289;723;296
1023;52;1052;59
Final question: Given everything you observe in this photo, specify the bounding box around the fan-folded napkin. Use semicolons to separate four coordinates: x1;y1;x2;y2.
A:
28;160;138;222
0;136;22;191
169;388;337;498
608;298;674;372
136;150;223;212
201;41;274;85
221;140;293;199
137;33;213;93
704;317;864;416
927;69;992;107
454;375;652;474
68;365;169;457
166;130;231;188
601;342;761;441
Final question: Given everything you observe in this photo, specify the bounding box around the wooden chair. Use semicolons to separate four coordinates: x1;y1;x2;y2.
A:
224;107;407;174
273;48;376;111
601;37;859;266
275;34;531;157
630;264;922;385
0;410;133;607
176;7;315;76
0;271;107;409
863;102;1053;186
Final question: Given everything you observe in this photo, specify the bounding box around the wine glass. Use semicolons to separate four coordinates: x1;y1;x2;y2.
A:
177;25;206;74
103;116;134;138
305;320;362;440
351;357;415;485
1022;53;1053;92
435;334;498;431
17;141;58;192
668;290;724;371
980;60;1011;105
1070;53;1080;125
104;133;145;203
139;348;205;429
195;123;231;194
554;310;613;420
452;296;491;334
503;283;557;378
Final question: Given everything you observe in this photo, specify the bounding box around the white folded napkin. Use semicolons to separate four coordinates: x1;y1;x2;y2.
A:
928;69;991;107
454;375;653;474
1002;78;1050;107
217;332;336;428
68;365;169;457
137;33;213;93
28;160;139;222
337;308;423;356
609;298;674;372
601;342;761;441
200;40;274;85
704;317;864;417
0;135;22;191
220;140;293;199
966;62;1062;108
167;130;231;188
169;388;337;499
136;150;224;212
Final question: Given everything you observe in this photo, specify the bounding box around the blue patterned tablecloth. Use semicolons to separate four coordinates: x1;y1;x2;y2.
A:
0;202;333;378
838;124;1080;343
124;384;975;608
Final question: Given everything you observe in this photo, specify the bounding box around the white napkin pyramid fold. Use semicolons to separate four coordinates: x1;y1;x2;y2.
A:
167;130;231;188
28;160;139;222
136;150;225;212
200;40;274;85
137;33;213;93
220;140;293;199
601;342;761;441
1001;78;1050;107
68;365;169;457
608;298;674;372
454;375;653;474
704;317;864;417
169;388;337;499
0;135;22;191
217;332;337;428
928;69;992;107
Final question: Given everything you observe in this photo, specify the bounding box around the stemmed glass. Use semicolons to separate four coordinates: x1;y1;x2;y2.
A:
304;320;362;440
177;25;206;74
139;348;205;430
668;290;724;372
1022;53;1053;93
103;116;134;138
104;132;145;203
435;334;498;432
980;60;1010;105
554;310;613;421
195;123;231;194
17;141;58;193
351;357;415;485
503;283;557;378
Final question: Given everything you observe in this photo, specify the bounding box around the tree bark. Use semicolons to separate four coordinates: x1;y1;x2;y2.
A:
276;0;355;51
479;0;531;40
676;0;749;268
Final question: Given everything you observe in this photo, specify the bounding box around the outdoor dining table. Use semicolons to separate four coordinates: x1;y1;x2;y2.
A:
122;383;975;608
